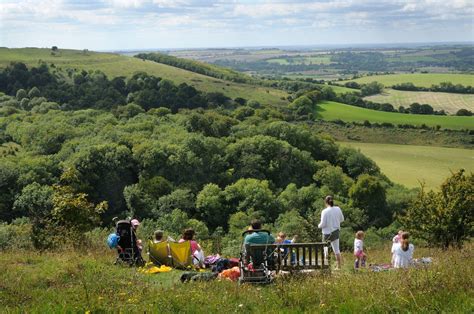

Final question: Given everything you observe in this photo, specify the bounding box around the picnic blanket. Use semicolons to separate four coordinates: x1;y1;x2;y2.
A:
369;263;392;272
370;257;432;272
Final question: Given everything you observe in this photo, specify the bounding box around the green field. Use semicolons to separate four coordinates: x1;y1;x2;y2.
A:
315;101;474;130
341;73;474;87
340;142;474;189
365;89;474;113
0;48;288;105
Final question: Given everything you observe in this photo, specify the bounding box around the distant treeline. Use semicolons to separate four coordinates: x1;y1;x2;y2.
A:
392;82;474;94
214;59;331;73
214;48;474;75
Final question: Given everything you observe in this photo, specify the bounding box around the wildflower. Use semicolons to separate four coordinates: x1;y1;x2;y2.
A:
239;304;243;308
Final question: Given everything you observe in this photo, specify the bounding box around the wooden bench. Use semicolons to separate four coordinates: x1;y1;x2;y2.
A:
244;242;330;273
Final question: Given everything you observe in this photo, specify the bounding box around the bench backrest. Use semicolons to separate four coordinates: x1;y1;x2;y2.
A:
245;242;330;272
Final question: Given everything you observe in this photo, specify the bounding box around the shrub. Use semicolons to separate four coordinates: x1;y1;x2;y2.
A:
401;170;473;248
0;218;32;250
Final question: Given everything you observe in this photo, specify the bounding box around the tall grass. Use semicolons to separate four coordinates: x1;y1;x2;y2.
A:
1;243;472;312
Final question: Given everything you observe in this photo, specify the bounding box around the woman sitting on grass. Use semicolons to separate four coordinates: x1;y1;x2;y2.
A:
179;228;204;268
392;232;414;268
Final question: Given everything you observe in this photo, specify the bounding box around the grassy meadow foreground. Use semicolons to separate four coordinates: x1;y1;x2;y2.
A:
1;245;472;312
339;142;474;189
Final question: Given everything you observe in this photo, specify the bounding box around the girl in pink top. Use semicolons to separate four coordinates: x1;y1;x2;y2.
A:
179;228;204;267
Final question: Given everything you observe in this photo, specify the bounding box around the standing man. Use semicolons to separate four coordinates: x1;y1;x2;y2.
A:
318;195;344;270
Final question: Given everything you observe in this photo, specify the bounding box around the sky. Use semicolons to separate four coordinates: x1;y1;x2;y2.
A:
1;0;473;50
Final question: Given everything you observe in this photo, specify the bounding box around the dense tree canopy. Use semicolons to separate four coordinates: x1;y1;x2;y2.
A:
0;62;416;249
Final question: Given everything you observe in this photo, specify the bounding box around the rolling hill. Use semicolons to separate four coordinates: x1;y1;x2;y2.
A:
0;48;288;105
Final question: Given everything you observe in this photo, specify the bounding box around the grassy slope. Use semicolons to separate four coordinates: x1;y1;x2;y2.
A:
341;73;474;87
365;89;474;113
0;48;287;105
339;142;474;189
315;101;474;130
310;120;472;148
323;84;359;95
1;246;472;312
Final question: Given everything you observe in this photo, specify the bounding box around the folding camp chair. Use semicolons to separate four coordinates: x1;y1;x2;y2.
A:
148;240;172;266
169;241;193;269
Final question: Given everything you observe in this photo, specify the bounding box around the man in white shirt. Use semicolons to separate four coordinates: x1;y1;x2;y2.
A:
318;195;344;269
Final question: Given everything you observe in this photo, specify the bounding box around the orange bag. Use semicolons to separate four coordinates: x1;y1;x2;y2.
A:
218;266;240;281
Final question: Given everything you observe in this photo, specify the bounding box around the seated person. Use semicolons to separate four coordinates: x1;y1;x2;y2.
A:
179;228;204;268
276;232;297;245
275;232;297;264
244;220;275;267
153;230;164;243
392;232;414;268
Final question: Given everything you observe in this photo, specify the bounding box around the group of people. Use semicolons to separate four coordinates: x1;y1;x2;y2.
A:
317;195;415;270
129;194;415;271
130;220;205;268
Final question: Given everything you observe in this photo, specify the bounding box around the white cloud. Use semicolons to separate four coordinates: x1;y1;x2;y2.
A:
106;0;148;8
1;0;473;49
152;0;190;8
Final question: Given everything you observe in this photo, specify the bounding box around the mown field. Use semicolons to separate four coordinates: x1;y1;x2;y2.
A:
341;73;474;87
315;101;474;130
267;56;332;65
365;89;474;113
339;142;474;189
1;244;472;313
0;48;288;105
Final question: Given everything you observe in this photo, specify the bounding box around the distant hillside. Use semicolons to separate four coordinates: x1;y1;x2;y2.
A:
0;48;288;105
135;52;259;84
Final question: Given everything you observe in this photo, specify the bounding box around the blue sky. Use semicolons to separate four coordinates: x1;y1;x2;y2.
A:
1;0;473;50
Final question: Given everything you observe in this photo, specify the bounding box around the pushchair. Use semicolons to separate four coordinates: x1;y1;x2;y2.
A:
114;220;145;266
238;229;277;284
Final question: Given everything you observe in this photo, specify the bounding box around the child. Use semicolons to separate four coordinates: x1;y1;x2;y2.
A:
276;232;297;264
276;232;296;245
392;232;414;268
354;231;366;269
391;230;403;266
